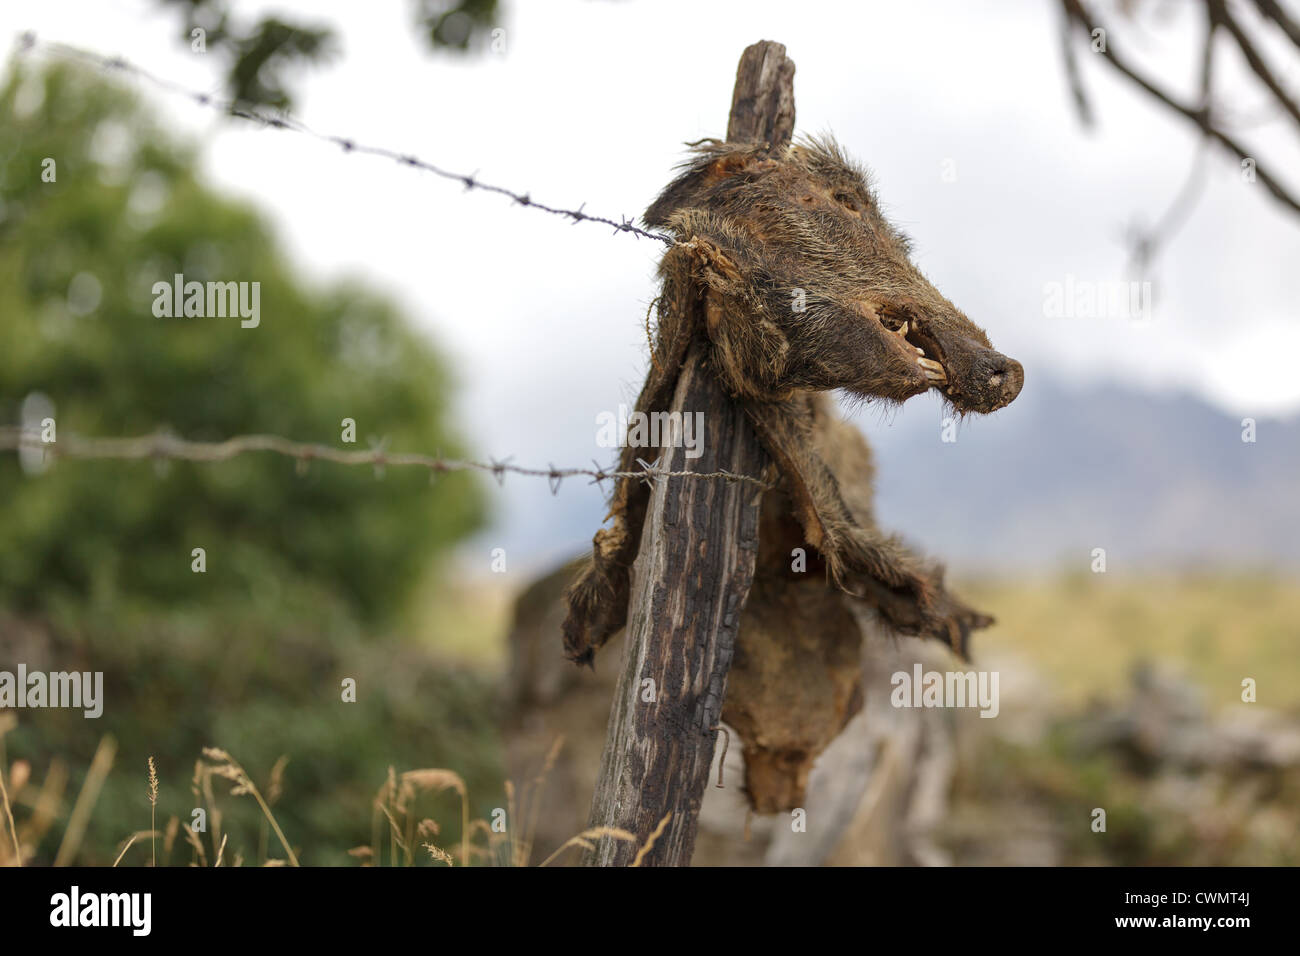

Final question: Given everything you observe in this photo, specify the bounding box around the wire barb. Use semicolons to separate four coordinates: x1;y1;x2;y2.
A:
635;455;664;489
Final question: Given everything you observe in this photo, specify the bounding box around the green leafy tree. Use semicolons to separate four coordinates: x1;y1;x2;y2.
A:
0;61;484;624
0;61;498;865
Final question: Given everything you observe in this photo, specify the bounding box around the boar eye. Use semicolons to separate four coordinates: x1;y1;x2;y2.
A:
832;190;859;211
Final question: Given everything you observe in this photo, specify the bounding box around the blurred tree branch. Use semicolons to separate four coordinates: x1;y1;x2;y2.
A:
1252;0;1300;49
1060;0;1300;269
1215;0;1300;126
149;0;1299;269
157;0;501;111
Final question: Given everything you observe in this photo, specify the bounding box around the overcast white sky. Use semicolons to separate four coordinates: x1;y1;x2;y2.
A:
5;0;1299;568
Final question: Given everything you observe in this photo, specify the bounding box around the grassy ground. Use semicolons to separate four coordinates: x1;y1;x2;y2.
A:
962;570;1300;711
415;565;1300;711
5;568;1296;865
947;570;1300;866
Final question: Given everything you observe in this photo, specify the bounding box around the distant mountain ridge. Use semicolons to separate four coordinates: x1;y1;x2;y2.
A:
861;380;1300;572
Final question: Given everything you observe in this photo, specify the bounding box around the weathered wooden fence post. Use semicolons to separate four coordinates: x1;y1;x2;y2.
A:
583;40;795;867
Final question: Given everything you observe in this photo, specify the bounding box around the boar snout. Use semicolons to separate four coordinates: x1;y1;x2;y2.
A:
953;342;1023;413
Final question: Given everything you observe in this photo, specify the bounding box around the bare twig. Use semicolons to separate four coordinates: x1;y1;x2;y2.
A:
1061;0;1300;216
1252;0;1300;51
1058;0;1096;127
1202;1;1220;110
1125;142;1212;276
1211;0;1300;128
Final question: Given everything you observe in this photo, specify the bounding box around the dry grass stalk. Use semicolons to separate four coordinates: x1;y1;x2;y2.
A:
201;747;299;867
0;777;20;865
182;819;208;867
517;736;564;866
112;829;161;867
630;813;672;868
423;842;454;866
162;815;178;866
261;756;288;866
147;756;158;867
464;818;500;864
192;759;223;864
537;826;637;868
397;768;468;866
0;715;19;866
22;742;688;869
53;734;116;866
504;779;517;866
0;770;21;865
347;845;373;864
29;759;68;852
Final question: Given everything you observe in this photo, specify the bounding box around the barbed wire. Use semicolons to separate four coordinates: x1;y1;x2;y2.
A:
3;39;770;492
15;33;677;247
0;427;774;492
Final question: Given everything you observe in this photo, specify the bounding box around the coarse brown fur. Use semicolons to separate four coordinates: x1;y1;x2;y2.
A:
561;135;1023;806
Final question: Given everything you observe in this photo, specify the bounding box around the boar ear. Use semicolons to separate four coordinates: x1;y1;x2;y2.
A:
644;144;774;228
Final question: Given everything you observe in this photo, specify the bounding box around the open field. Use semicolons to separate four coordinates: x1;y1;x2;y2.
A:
426;566;1300;711
964;571;1300;711
2;569;1296;865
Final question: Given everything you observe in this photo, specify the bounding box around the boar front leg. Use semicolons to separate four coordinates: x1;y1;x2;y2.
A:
561;243;702;666
742;394;992;658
